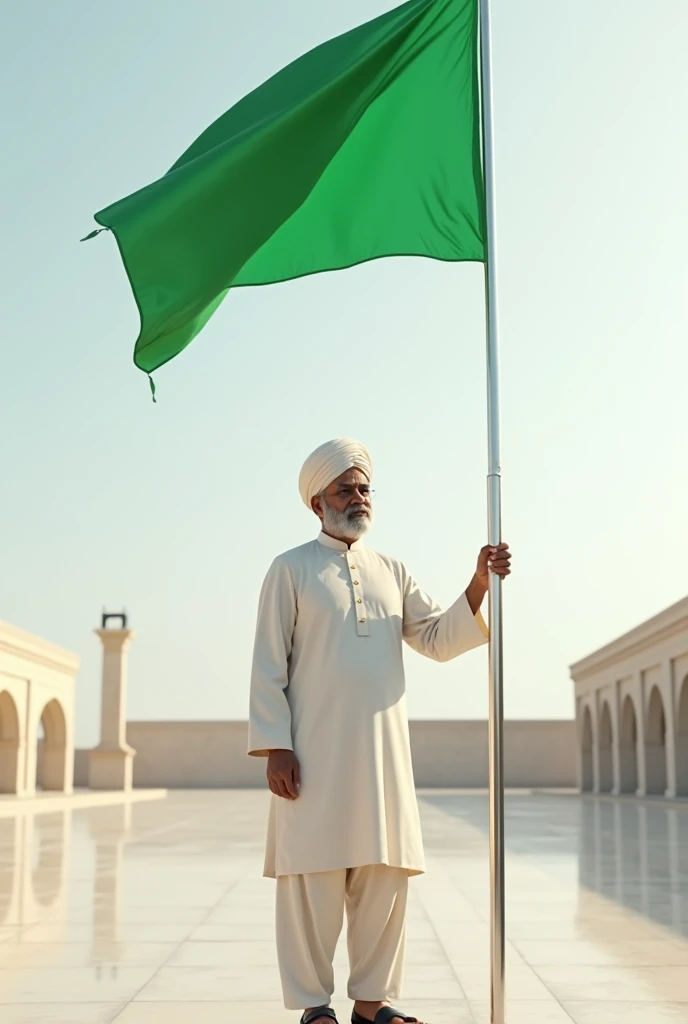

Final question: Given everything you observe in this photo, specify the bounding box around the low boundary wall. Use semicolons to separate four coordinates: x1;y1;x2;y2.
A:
74;719;576;789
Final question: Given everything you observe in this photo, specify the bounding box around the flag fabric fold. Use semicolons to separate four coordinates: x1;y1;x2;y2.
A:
91;0;484;377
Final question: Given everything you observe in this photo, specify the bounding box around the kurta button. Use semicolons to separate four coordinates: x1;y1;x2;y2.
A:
359;618;366;624
357;599;362;604
353;581;359;585
350;565;356;570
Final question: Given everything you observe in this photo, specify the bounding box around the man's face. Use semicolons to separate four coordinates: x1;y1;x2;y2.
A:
322;467;372;513
311;467;373;538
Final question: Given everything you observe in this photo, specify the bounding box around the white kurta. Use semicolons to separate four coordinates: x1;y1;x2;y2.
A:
248;532;488;878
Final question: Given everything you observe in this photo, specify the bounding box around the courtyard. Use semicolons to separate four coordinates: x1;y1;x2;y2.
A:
1;790;688;1023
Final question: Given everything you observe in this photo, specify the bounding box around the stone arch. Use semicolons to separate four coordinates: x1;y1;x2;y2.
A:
645;686;667;796
580;704;594;792
0;691;21;794
675;675;688;797
598;702;614;793
619;694;639;794
36;699;67;792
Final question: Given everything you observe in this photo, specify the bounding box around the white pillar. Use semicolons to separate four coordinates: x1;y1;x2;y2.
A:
664;660;678;799
578;698;595;793
611;681;622;796
635;673;648;798
89;629;136;791
575;697;583;790
591;699;601;795
676;661;688;796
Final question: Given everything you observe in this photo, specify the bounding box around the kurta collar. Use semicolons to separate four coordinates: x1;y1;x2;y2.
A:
317;531;366;552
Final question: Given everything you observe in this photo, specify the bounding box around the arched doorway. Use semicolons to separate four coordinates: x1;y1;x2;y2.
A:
581;705;594;792
645;687;667;796
619;695;639;794
0;691;21;794
676;676;688;796
598;703;614;793
36;700;67;792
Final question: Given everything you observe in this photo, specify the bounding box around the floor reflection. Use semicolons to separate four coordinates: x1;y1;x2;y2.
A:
0;811;71;935
420;792;688;940
1;793;688;1021
578;799;688;937
0;803;131;976
89;804;131;978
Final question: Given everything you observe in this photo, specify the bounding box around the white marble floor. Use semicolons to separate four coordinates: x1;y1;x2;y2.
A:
1;790;688;1023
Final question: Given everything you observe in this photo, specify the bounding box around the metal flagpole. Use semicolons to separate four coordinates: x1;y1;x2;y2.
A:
478;1;506;1023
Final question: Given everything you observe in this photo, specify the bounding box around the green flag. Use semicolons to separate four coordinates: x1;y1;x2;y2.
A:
90;0;484;381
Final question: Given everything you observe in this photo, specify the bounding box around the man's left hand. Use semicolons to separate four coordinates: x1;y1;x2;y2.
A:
476;542;512;588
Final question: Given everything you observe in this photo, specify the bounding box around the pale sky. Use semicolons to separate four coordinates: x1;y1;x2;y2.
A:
2;0;686;747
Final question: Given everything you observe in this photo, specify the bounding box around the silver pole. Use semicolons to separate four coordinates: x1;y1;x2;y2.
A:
478;1;506;1023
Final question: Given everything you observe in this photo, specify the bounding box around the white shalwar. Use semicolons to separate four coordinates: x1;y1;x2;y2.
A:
276;865;408;1009
248;531;489;879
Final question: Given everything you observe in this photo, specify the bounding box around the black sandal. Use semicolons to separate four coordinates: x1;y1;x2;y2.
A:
302;1008;339;1024
352;1009;424;1024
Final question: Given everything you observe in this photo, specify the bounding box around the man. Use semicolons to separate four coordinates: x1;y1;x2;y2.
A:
248;438;512;1024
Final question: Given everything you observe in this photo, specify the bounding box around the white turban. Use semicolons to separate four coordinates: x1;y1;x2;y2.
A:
299;438;373;509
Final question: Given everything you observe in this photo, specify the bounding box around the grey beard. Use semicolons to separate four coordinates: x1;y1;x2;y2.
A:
320;497;373;541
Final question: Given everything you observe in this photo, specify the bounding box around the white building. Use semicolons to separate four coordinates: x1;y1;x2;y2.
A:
0;621;78;796
0;615;135;798
570;596;688;798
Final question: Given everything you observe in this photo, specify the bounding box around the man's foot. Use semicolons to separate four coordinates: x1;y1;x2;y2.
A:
302;1006;339;1024
352;1003;424;1024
